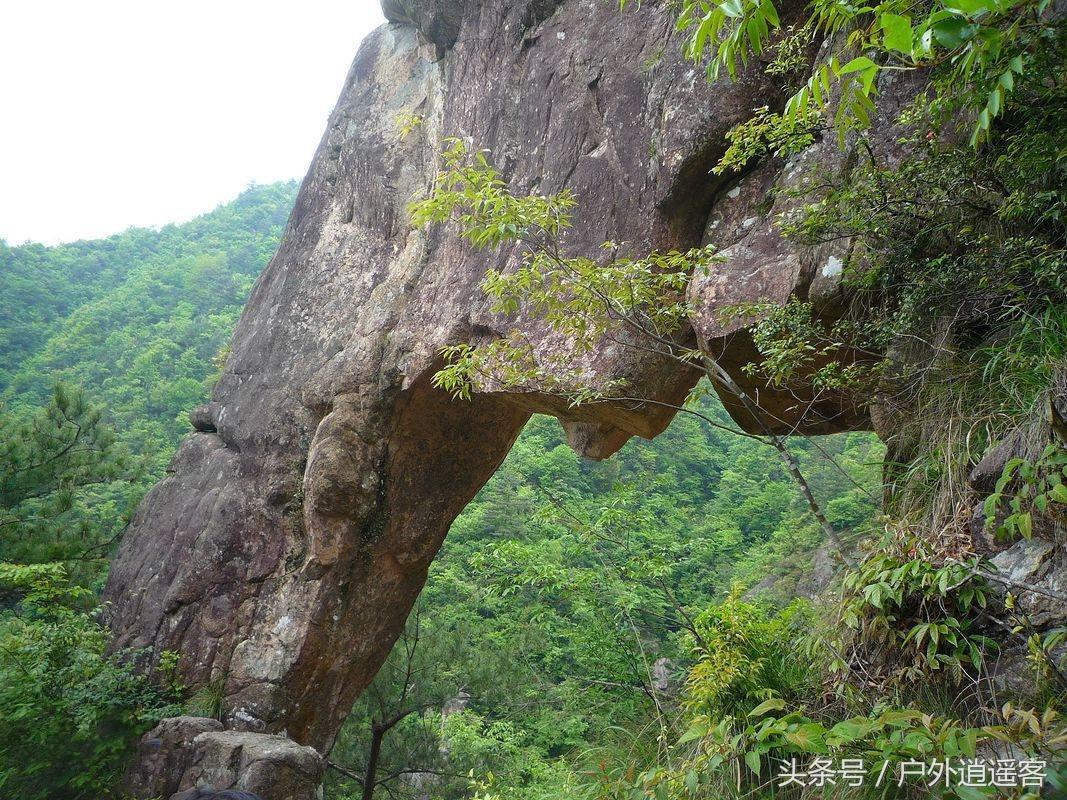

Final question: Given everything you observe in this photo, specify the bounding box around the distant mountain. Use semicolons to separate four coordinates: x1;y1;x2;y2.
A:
0;181;298;463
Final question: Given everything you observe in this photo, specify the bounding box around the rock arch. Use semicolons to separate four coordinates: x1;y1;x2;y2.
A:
106;1;871;794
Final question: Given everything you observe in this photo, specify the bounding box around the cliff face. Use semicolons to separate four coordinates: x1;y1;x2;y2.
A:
106;1;895;793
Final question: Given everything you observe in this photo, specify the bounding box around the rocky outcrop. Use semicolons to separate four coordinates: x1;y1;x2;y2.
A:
129;719;326;800
104;0;917;794
125;716;224;799
173;731;325;800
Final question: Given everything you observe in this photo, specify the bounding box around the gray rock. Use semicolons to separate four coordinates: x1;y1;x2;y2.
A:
442;689;471;716
173;730;325;800
381;0;467;55
106;0;846;756
992;538;1057;585
124;716;224;799
188;403;219;433
651;657;675;695
991;538;1067;629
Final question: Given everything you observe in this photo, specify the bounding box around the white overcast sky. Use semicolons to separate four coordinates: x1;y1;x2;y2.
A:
0;1;386;245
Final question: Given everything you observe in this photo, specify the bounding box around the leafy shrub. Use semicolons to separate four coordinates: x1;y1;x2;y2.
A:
685;590;815;719
0;563;179;799
838;535;995;685
444;710;582;800
984;442;1067;542
673;701;1065;799
603;585;1066;800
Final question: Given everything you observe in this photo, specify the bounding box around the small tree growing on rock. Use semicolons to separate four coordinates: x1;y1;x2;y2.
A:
411;139;848;553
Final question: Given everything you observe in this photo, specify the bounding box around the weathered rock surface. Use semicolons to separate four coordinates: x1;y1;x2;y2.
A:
125;716;224;799
992;538;1067;628
129;722;326;800
692;62;933;434
102;0;905;793
170;731;325;800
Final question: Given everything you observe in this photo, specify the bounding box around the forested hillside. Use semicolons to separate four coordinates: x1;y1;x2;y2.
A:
329;408;881;799
0;183;296;573
0;181;297;458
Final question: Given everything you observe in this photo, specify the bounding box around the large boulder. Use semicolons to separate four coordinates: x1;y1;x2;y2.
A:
124;716;224;799
127;719;326;800
172;730;325;800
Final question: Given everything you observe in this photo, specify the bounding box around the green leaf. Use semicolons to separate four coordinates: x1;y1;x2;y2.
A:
1017;512;1033;539
685;770;699;796
859;65;879;95
720;0;745;19
837;56;878;75
987;87;1001;118
983;493;1000;522
826;719;874;745
747;15;766;54
942;0;995;15
749;697;788;716
784;723;828;752
678;721;710;744
881;13;914;53
931;16;976;48
744;749;762;776
880;710;924;726
760;0;780;27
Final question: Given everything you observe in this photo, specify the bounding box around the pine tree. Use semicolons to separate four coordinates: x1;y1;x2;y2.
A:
0;383;133;565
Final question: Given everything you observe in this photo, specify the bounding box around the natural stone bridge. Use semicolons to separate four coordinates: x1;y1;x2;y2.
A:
105;1;913;795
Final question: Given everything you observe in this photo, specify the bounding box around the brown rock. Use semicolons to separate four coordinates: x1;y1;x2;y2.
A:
124;716;224;799
101;3;917;795
172;730;325;800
